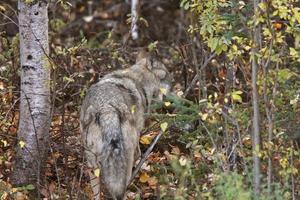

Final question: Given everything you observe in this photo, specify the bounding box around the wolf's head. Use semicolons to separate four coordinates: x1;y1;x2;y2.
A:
136;50;172;100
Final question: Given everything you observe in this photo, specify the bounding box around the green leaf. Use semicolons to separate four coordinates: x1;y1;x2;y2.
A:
148;41;158;51
208;37;219;51
25;184;35;190
184;2;190;10
278;69;294;83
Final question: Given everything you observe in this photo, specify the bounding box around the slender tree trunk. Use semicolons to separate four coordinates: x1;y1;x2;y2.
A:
131;0;139;40
11;0;51;187
252;0;261;197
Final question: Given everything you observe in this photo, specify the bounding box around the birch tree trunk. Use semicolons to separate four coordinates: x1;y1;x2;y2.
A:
251;0;261;197
131;0;139;40
11;0;51;186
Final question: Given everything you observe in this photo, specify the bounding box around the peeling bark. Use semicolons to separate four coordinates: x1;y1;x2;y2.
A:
11;0;51;186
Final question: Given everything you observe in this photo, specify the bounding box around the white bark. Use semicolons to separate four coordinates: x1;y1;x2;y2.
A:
12;0;51;186
131;0;139;40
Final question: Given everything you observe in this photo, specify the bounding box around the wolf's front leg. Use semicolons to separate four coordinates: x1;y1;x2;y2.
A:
88;170;101;200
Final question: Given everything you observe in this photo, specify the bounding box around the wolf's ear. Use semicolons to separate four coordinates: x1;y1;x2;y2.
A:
136;57;148;68
136;49;150;61
136;50;152;69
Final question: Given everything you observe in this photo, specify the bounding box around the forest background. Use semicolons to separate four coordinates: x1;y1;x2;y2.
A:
0;0;299;199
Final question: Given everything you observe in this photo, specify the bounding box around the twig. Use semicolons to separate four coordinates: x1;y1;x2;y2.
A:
291;141;296;200
129;130;164;184
0;11;18;27
0;97;20;127
183;52;216;97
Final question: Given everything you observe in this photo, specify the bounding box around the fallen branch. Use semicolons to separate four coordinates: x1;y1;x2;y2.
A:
129;130;164;184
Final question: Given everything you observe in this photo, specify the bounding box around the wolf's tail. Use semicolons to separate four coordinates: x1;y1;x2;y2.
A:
99;109;129;200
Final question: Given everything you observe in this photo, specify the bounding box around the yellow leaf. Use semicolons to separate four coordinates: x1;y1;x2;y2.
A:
214;92;218;98
140;135;152;145
94;168;101;177
258;2;266;11
199;99;207;104
290;47;298;57
131;105;136;114
232;44;238;51
164;101;171;107
280;158;288;169
176;91;183;97
208;116;217;124
243;45;251;51
139;172;150;183
24;0;34;3
166;113;177;117
231;91;243;103
160;122;168;132
224;97;229;103
231;94;242;103
0;5;6;12
19;140;26;148
201;113;208;121
1;192;8;200
12;188;18;193
179;156;187;166
1;140;8;147
159;88;167;95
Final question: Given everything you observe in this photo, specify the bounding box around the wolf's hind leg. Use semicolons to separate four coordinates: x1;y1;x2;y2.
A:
88;170;101;200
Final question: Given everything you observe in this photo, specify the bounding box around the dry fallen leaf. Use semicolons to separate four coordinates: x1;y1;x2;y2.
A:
15;192;26;200
171;146;180;155
139;172;150;183
140;135;152;145
0;81;4;90
147;177;158;188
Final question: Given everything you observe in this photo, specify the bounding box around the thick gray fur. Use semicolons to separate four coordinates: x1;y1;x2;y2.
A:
80;52;171;200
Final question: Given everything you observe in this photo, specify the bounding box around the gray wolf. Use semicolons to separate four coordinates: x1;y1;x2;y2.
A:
80;51;171;200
